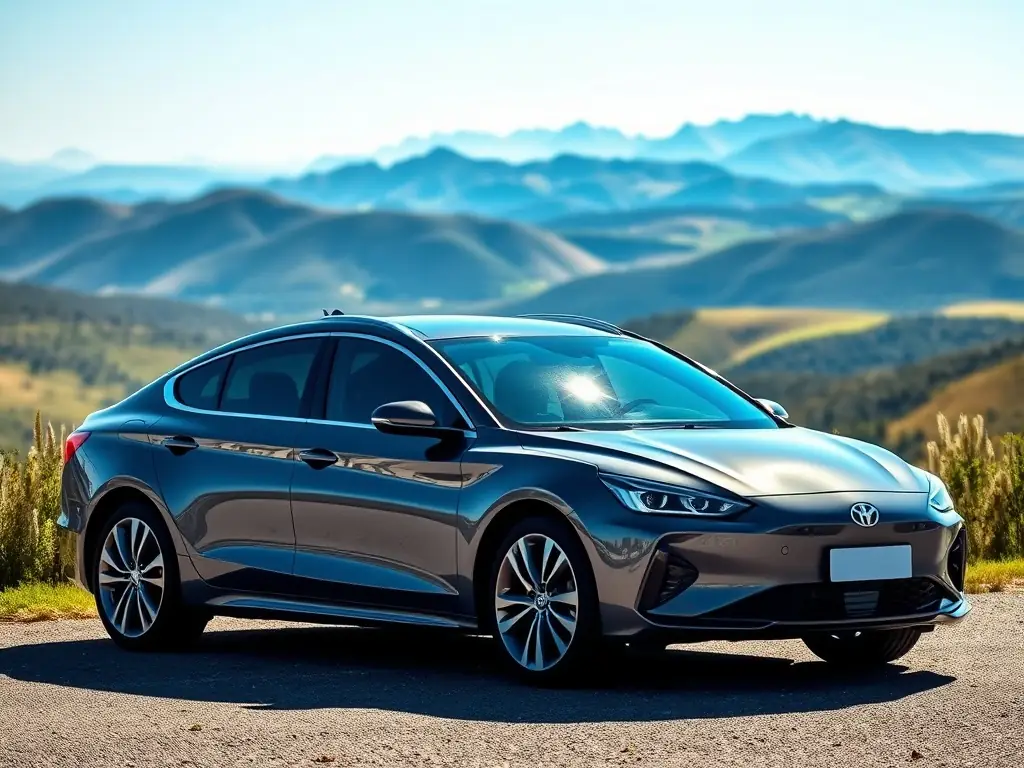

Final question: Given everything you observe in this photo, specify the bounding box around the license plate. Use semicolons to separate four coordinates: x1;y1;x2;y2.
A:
829;545;912;582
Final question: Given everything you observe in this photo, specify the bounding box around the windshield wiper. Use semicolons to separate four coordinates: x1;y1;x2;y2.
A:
631;422;720;430
524;424;589;432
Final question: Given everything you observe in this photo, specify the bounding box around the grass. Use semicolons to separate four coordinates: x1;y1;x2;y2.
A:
0;582;96;622
942;300;1024;320
964;559;1024;593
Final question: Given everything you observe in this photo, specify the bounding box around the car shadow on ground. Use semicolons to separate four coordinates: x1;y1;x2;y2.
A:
0;623;955;722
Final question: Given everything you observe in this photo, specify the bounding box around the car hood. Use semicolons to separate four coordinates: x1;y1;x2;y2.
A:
529;426;927;497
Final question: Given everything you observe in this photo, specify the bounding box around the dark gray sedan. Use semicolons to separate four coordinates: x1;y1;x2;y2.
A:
59;313;970;683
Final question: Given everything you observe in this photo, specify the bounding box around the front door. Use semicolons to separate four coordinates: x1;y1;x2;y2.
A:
290;335;469;616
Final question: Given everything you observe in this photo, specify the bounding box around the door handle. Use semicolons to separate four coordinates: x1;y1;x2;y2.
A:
162;435;198;454
298;448;338;469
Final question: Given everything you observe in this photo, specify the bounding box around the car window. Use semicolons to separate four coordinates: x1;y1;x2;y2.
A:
326;337;455;425
220;338;322;418
598;354;727;420
175;357;229;410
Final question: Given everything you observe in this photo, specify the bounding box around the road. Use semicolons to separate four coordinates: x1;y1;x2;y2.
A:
1;593;1021;767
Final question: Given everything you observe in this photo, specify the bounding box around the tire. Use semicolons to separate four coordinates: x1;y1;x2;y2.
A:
91;500;209;651
485;516;600;685
802;627;922;667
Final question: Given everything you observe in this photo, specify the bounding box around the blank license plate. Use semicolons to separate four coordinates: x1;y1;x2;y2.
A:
829;545;912;582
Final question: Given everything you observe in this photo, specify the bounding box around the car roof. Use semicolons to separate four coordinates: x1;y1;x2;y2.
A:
385;314;621;340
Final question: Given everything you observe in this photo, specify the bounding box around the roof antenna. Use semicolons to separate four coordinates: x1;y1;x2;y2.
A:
322;308;344;316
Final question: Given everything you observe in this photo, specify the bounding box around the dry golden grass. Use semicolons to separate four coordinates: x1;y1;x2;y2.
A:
694;307;889;366
942;301;1024;320
888;356;1024;442
0;582;96;622
0;362;123;430
965;560;1024;593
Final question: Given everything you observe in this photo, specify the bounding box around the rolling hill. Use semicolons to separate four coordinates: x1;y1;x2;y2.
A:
725;120;1024;190
504;210;1024;320
0;190;602;314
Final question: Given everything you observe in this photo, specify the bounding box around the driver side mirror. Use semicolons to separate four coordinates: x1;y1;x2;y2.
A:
371;400;465;438
756;398;789;420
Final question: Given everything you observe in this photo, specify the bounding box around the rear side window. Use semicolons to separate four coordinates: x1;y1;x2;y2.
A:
220;338;322;418
175;357;229;410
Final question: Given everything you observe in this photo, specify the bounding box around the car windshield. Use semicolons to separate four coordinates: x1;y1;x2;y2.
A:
430;335;778;430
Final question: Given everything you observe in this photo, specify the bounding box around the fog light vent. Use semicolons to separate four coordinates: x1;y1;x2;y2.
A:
947;528;967;592
638;550;699;611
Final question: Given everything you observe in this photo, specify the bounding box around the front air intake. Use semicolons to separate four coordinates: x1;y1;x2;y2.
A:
947;528;968;592
638;549;699;610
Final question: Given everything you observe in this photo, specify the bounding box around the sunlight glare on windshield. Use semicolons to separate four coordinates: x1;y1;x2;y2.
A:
561;373;610;404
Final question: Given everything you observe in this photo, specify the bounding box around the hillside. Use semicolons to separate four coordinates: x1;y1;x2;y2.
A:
725;120;1024;190
887;355;1024;443
504;210;1024;320
0;281;256;449
729;316;1024;376
0;191;602;314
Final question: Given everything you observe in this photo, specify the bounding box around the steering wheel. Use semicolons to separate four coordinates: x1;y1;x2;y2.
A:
616;398;659;416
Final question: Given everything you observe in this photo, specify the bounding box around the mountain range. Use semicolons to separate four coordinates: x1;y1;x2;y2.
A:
4;115;1024;208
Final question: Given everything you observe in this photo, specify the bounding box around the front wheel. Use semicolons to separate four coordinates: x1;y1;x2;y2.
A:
93;501;208;651
802;627;922;667
487;517;600;684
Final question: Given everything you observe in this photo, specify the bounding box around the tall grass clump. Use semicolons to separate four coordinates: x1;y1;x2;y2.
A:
0;412;75;589
927;413;1024;562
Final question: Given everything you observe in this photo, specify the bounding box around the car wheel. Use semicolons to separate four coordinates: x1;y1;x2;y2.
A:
487;516;599;684
802;627;922;666
92;501;209;651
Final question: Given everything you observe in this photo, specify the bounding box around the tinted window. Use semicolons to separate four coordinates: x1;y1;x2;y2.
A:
220;338;322;418
431;335;777;429
326;337;454;425
175;357;229;410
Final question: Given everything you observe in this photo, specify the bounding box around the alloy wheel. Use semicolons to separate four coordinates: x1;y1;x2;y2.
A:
494;533;579;671
98;517;165;638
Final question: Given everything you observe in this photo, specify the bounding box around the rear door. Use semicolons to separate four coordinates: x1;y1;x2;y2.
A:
289;334;469;615
152;335;327;592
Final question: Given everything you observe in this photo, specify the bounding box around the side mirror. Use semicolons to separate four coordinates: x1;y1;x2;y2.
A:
756;398;789;420
371;400;462;438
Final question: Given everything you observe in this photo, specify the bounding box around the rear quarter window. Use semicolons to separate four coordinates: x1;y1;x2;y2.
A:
174;357;229;410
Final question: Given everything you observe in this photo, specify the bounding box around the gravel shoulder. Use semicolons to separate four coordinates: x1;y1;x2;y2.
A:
1;594;1022;767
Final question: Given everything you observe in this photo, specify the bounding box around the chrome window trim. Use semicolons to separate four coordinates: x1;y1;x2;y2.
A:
163;330;482;432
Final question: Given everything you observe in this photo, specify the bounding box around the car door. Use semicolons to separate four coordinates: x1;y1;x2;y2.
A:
289;334;470;616
152;335;327;592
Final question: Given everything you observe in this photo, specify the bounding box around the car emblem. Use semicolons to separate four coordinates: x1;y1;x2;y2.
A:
850;503;879;527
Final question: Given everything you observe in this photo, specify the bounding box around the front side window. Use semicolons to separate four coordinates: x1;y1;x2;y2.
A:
220;338;322;418
431;335;777;430
326;337;456;425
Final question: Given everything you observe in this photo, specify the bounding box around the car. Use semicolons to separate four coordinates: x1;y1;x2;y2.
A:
58;312;970;683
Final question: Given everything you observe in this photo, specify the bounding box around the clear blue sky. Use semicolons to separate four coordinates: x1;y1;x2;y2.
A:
1;0;1022;165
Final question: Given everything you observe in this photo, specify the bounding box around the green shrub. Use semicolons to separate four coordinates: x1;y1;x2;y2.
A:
927;413;1024;562
0;411;74;589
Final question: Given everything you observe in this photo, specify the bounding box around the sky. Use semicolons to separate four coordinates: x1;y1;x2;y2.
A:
1;0;1022;166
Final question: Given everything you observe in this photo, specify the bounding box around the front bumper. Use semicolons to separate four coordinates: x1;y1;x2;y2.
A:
579;490;970;638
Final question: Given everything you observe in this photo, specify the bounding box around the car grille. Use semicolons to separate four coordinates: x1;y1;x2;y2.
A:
947;528;967;592
706;578;945;623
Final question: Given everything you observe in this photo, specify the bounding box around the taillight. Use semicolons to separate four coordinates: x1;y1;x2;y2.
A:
64;431;90;465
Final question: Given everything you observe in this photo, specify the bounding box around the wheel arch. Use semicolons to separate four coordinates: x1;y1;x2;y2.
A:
470;494;590;629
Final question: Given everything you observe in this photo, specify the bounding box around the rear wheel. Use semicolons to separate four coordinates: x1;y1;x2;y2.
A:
802;627;922;666
92;501;208;651
487;517;600;684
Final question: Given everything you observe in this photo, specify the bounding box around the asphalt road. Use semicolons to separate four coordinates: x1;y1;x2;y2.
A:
1;594;1021;768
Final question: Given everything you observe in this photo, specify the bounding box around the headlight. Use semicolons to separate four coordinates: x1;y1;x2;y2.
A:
600;474;750;516
926;473;955;512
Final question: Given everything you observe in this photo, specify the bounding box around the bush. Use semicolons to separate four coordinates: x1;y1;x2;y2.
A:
927;413;1024;562
0;412;75;589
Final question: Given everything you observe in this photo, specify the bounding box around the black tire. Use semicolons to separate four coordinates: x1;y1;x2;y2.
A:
802;627;922;666
485;516;601;685
91;500;209;651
